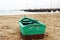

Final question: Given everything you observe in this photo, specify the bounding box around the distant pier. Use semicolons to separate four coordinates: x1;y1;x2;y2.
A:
21;8;60;12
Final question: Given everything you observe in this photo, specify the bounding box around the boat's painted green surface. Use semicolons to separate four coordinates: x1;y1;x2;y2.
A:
19;16;46;35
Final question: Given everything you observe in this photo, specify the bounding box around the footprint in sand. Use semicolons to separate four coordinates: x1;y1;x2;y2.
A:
1;25;11;30
0;32;10;40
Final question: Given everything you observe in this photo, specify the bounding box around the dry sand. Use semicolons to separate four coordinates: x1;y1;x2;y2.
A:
0;13;60;40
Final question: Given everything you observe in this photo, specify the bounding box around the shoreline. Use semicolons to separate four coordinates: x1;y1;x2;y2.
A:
0;12;60;16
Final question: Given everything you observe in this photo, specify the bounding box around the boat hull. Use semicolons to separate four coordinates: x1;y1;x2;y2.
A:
20;32;44;40
19;17;46;40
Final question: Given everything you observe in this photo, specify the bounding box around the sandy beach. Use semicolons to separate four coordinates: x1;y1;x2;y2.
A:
0;13;60;40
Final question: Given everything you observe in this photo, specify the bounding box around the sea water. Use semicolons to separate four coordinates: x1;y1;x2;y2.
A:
0;10;59;16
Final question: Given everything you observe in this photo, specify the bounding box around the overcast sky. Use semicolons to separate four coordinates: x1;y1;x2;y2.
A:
0;0;60;10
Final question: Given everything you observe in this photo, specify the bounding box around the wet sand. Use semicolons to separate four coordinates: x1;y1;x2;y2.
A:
0;13;60;40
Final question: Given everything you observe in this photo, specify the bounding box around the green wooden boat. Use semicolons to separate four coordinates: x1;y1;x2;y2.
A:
19;16;46;35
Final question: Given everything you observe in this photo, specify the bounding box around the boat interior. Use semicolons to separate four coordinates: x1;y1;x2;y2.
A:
21;18;39;25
